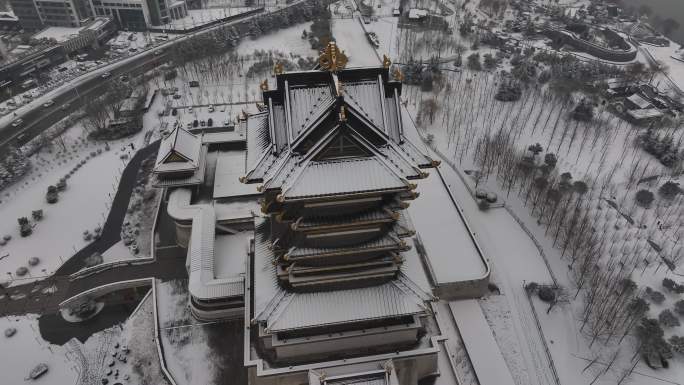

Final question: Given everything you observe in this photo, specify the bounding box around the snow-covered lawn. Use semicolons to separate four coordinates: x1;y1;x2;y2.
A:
60;290;165;385
332;18;381;66
235;21;317;58
156;279;232;385
0;94;166;285
395;58;684;382
0;314;78;384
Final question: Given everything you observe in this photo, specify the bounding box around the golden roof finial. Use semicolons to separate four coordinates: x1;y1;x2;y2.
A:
339;105;347;122
383;54;392;68
260;79;269;91
392;67;404;82
274;61;284;75
319;41;348;72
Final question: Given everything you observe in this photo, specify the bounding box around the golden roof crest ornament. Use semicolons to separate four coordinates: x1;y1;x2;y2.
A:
339;105;347;122
273;61;284;75
383;54;391;68
260;79;269;91
392;67;404;82
319;41;348;72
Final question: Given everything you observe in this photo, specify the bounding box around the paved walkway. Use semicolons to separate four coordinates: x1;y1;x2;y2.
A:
0;139;190;317
0;248;186;316
449;300;516;385
56;140;160;274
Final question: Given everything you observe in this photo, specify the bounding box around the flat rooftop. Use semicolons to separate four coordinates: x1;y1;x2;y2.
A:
214;231;252;279
33;26;85;43
408;168;488;283
213;150;259;198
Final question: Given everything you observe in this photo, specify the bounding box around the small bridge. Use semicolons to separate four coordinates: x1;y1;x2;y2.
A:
0;246;186;317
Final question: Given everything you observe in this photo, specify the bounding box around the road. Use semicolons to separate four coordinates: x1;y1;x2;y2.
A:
0;52;169;151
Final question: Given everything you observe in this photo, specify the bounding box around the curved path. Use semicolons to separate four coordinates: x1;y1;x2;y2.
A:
0;140;188;317
57;140;159;274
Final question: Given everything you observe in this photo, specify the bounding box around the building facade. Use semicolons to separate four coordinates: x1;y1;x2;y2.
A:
89;0;186;31
10;0;92;29
34;0;92;27
8;0;43;30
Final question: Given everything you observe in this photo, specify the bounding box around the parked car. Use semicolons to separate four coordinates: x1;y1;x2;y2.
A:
12;118;23;127
189;80;199;87
42;100;55;108
208;105;215;113
101;72;111;79
61;103;70;111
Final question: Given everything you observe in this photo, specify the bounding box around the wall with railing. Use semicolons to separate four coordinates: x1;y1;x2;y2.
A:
542;28;637;62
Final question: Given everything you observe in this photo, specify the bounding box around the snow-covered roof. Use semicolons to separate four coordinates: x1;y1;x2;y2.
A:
242;67;438;194
155;126;202;172
408;9;428;19
152;146;207;187
627;93;652;109
166;188;246;300
285;231;405;260
627;108;664;120
213;150;260;198
32;26;85;43
281;157;408;200
260;279;427;332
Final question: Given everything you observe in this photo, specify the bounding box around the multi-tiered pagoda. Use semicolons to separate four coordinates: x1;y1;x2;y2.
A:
242;43;442;375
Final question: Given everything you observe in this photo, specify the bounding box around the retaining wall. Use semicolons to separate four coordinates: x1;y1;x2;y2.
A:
543;28;637;62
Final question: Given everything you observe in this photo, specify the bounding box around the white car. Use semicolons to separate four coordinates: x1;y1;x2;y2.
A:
101;72;111;79
42;100;55;108
12;118;23;127
208;105;215;113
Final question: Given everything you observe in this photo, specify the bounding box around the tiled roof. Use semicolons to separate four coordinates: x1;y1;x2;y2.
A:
294;205;398;230
151;147;207;187
263;280;427;332
166;189;245;300
344;80;385;131
288;85;335;140
281;157;408;199
155;125;202;169
285;231;405;260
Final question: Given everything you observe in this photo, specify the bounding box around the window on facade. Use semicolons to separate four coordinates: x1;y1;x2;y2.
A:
316;134;370;160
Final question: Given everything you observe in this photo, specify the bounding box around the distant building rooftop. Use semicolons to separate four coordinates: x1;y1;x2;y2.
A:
33;26;86;43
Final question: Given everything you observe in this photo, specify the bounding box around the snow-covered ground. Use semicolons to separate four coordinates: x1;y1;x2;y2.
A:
0;88;167;285
332;18;381;66
156;279;225;385
0;127;138;284
0;314;78;384
235;21;317;58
